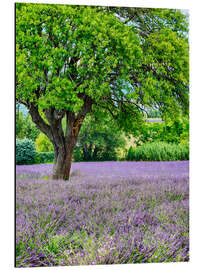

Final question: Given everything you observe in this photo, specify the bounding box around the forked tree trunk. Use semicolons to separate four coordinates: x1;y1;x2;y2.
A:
28;95;93;180
51;113;83;180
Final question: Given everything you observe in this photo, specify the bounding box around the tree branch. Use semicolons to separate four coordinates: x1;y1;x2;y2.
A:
28;103;53;141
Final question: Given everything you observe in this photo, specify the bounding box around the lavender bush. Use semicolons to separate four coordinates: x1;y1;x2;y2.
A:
16;161;189;267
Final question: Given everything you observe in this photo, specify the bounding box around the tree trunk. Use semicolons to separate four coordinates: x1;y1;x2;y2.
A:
51;111;86;180
28;95;93;180
52;124;79;180
52;146;74;180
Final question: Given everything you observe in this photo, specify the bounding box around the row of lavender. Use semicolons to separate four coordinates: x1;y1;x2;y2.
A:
16;161;189;267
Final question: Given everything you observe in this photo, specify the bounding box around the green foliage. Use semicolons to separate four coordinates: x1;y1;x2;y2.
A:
16;138;37;164
16;4;189;134
16;110;27;139
133;118;189;145
36;132;54;152
16;108;40;141
147;109;161;118
35;152;54;164
127;146;135;161
24;114;40;141
137;16;189;119
127;142;189;161
73;114;126;161
111;7;189;121
16;3;141;114
160;118;189;144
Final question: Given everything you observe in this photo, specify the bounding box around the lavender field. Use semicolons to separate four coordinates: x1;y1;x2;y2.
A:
16;161;189;267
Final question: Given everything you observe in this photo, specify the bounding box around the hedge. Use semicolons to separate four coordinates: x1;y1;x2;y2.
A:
127;142;189;161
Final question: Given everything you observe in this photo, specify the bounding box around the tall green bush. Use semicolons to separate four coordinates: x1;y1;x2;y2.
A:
16;138;37;165
127;142;189;161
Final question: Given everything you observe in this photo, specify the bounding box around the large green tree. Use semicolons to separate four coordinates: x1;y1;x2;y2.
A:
16;3;189;179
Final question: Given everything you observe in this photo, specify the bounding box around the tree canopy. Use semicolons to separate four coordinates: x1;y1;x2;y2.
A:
16;3;189;179
16;4;141;113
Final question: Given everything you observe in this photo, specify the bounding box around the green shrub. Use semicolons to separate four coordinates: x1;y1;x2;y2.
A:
35;152;54;164
73;147;83;162
35;132;54;152
133;117;189;145
127;142;189;161
16;138;37;165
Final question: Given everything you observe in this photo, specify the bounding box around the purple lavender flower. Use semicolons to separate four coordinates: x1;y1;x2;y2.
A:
16;161;189;266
